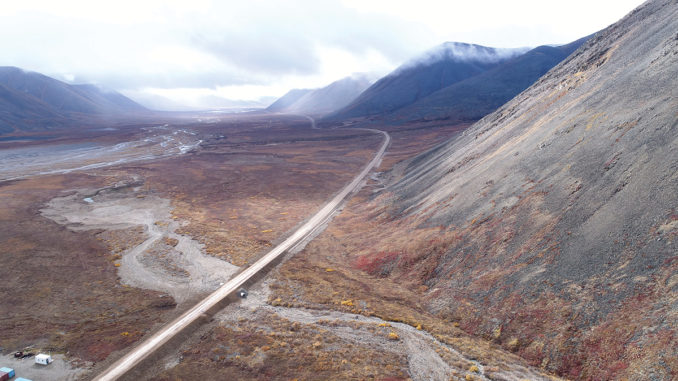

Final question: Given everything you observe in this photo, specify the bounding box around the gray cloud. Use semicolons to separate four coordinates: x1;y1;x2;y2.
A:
190;32;320;76
0;1;425;94
395;42;532;73
187;1;424;76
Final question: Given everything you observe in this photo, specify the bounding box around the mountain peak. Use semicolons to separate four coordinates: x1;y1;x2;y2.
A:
401;42;531;70
325;41;538;120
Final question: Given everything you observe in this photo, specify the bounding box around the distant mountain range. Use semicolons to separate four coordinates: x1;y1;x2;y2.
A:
0;66;147;134
390;37;590;123
324;39;588;123
324;43;528;121
266;75;372;115
266;89;313;113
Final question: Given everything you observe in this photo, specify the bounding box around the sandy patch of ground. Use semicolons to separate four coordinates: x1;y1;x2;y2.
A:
0;354;88;381
40;181;239;305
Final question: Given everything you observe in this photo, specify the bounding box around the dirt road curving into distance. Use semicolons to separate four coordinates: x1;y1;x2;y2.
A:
94;118;390;380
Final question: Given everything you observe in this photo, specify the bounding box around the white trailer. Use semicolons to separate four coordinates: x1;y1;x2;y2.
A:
35;353;53;365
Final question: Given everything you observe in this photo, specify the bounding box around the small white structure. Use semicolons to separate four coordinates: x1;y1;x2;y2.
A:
35;353;53;365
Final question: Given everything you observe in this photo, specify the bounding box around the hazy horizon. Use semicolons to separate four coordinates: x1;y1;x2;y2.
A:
1;0;645;110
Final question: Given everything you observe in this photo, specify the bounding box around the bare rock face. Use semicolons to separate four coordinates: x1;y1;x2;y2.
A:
377;0;678;378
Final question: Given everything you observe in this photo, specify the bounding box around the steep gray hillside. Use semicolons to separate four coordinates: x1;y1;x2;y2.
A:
325;43;528;120
285;75;371;115
266;89;312;112
371;0;677;378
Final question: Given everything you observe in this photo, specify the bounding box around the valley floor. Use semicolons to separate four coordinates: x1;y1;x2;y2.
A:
0;115;556;380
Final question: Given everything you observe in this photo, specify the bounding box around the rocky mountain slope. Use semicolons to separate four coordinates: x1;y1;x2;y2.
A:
325;42;529;121
352;0;677;379
0;66;147;134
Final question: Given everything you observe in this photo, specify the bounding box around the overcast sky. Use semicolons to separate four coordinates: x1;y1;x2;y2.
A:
0;0;646;110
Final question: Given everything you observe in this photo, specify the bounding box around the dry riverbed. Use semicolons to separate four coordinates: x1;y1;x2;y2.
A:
151;275;553;381
0;127;201;182
40;180;239;305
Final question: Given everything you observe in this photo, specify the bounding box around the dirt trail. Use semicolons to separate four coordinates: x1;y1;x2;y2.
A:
40;183;239;304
